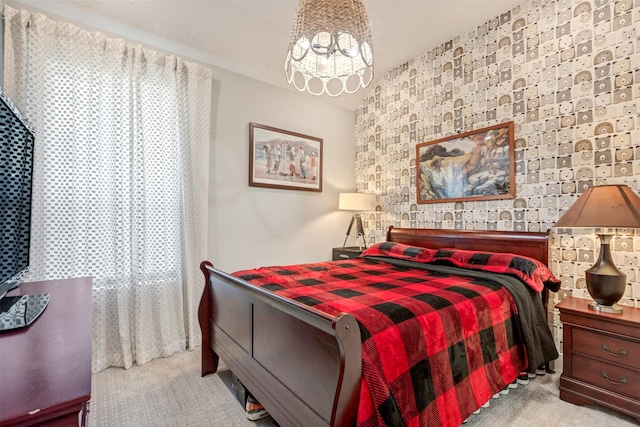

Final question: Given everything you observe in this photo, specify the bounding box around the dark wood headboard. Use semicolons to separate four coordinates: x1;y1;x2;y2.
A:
386;226;550;266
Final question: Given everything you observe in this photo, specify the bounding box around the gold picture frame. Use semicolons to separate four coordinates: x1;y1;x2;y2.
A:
416;122;515;204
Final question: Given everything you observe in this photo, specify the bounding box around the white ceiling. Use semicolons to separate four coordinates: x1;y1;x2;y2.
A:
14;0;525;111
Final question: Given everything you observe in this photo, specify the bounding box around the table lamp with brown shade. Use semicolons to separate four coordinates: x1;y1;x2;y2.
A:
553;184;640;314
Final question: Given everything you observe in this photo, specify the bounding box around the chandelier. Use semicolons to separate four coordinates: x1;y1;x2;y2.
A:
285;0;374;97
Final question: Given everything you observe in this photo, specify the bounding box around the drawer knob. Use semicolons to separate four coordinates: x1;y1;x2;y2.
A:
601;344;628;357
339;254;350;258
601;371;628;386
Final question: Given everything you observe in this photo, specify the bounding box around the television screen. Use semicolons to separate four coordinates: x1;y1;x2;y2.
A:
0;89;35;303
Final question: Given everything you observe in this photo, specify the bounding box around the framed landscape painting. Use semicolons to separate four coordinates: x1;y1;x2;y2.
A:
416;121;515;204
249;122;323;192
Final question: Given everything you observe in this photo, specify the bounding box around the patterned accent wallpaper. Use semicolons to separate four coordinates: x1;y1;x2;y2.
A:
354;0;640;342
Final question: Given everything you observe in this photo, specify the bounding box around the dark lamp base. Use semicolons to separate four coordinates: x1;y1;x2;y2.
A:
584;234;626;315
588;301;623;314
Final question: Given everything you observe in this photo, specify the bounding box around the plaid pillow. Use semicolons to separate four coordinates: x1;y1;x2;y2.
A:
360;241;435;262
362;241;560;293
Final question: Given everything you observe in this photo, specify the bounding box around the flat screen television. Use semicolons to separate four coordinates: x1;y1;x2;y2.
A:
0;88;49;332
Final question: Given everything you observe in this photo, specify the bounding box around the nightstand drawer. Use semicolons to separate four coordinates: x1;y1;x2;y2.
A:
573;328;639;370
573;354;640;399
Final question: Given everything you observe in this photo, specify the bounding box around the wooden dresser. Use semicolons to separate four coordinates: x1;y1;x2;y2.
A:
557;296;640;422
0;278;93;426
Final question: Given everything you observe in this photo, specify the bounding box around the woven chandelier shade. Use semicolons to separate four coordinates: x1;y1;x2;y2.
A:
285;0;374;97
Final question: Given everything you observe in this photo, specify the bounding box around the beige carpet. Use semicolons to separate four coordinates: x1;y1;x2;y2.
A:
91;348;637;426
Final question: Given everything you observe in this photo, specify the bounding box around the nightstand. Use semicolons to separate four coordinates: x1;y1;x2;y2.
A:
332;247;364;261
557;296;640;422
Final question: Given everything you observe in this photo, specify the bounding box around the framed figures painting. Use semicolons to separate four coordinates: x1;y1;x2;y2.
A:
249;122;322;192
416;122;515;204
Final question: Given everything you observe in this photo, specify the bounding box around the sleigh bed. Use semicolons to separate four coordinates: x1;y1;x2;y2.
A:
199;227;559;427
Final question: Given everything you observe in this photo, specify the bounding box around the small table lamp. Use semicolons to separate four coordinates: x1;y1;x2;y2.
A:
553;184;640;313
339;192;376;249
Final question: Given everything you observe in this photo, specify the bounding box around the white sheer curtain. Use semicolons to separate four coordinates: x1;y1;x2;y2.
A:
3;6;212;372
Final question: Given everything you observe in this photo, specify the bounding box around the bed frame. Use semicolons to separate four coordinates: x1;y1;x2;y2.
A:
198;227;552;427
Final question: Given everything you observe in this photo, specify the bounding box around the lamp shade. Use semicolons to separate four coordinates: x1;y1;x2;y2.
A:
339;192;376;211
553;185;640;229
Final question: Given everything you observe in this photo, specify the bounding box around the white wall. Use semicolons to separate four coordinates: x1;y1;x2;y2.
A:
210;67;356;272
2;0;358;274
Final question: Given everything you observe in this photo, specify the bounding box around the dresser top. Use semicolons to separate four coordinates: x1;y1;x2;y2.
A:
556;296;640;325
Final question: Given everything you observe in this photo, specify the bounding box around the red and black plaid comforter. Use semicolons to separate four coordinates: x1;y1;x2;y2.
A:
234;244;557;426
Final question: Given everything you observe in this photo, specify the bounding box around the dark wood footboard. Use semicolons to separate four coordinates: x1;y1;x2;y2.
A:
199;261;362;427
